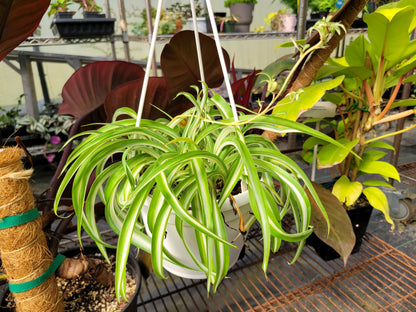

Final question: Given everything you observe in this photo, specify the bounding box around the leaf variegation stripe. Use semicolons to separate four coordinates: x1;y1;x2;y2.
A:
211;193;229;292
190;195;210;273
150;186;173;279
226;135;272;274
238;115;357;158
217;160;244;209
154;171;234;248
64;123;176;169
191;157;215;283
254;159;313;242
175;185;210;273
115;183;154;300
67;140;142;241
249;147;327;223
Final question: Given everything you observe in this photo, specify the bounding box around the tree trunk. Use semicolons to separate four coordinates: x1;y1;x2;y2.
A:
289;0;369;92
264;0;369;141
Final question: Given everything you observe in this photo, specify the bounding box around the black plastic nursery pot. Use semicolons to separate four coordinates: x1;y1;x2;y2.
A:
51;16;116;39
0;246;141;312
306;204;373;261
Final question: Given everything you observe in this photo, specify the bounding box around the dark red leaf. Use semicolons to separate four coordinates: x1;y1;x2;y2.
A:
59;61;145;118
231;69;261;109
160;30;230;100
104;77;170;121
0;0;50;61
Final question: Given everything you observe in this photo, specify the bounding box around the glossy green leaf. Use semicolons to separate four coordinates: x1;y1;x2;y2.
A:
365;141;395;151
403;73;416;83
253;59;296;93
358;159;400;181
317;138;358;168
322;92;344;106
362;149;387;162
302;136;329;151
363;187;395;229
272;76;344;121
332;176;363;206
362;180;395;188
376;0;416;31
345;35;367;67
391;98;416;109
390;48;416;76
364;6;414;61
327;57;373;80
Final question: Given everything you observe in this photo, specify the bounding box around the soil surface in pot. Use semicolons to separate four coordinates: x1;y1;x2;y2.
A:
2;252;136;312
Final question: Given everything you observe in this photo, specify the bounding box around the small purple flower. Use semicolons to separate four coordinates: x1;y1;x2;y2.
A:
50;135;61;145
45;154;56;163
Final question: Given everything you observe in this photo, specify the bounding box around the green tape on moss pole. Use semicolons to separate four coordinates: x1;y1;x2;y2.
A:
8;254;65;293
0;208;39;229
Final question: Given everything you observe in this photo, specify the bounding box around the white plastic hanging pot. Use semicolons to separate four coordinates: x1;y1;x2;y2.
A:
137;0;246;279
141;191;251;279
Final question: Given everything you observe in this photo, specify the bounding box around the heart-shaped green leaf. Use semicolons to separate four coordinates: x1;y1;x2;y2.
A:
332;175;363;206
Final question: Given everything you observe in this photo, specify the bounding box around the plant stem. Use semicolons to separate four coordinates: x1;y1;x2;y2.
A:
350;114;368;182
342;85;366;177
364;123;416;145
376;75;404;121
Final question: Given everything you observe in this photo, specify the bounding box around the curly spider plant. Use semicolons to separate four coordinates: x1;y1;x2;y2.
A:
54;83;348;300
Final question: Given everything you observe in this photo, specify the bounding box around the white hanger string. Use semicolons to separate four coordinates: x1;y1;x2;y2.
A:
136;0;239;125
190;0;206;83
205;0;238;122
136;0;164;127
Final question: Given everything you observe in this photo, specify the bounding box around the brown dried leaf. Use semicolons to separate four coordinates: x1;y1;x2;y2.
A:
307;182;356;265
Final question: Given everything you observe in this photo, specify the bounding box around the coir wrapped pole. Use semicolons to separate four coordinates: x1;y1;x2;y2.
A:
0;147;63;312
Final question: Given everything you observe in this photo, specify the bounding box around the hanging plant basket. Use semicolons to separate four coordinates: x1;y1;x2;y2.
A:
141;191;251;279
51;15;115;39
